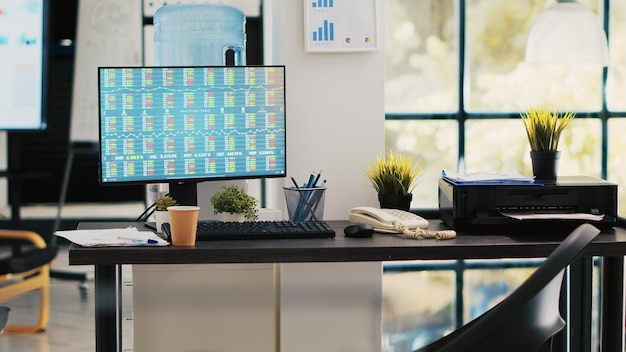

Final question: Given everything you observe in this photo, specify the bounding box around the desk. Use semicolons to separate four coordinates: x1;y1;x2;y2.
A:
69;220;626;352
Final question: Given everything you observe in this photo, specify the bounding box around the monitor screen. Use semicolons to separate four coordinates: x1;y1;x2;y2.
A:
98;65;286;203
0;0;48;130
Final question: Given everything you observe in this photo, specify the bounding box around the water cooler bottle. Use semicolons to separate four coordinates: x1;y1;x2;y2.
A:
153;3;246;66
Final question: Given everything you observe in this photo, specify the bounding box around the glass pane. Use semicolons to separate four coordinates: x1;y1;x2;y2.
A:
464;119;528;173
385;0;458;113
607;118;626;216
465;0;603;112
558;118;602;177
465;119;601;177
385;120;458;208
464;264;535;321
382;265;455;351
607;0;626;111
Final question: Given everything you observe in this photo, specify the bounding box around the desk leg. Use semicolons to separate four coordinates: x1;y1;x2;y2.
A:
94;264;121;352
601;256;624;352
569;257;593;352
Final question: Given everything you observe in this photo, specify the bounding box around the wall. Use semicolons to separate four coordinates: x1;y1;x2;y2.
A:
265;0;385;220
270;2;385;351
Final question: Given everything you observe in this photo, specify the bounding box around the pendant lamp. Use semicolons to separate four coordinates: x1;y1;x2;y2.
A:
525;0;608;66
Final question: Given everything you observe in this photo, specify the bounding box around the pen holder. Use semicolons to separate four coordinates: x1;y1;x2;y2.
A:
283;187;326;222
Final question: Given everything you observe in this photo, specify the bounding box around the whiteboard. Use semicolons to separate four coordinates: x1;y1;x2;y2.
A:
69;0;142;142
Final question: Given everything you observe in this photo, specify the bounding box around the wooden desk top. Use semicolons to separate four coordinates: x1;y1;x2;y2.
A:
68;220;626;265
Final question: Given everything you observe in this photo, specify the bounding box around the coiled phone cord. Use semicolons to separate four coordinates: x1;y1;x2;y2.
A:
392;222;457;240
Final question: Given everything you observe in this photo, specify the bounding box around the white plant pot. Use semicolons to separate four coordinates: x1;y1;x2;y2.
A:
222;212;245;223
154;211;170;233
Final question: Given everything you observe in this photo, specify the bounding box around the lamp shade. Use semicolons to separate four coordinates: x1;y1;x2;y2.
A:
525;2;608;66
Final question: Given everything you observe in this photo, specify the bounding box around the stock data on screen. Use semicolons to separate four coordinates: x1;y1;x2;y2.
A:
98;66;287;184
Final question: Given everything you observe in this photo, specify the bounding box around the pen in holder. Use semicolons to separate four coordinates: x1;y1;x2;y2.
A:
283;186;326;221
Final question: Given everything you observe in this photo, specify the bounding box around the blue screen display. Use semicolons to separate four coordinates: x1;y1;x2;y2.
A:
98;66;286;185
0;0;47;130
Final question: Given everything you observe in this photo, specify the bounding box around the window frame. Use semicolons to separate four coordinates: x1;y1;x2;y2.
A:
384;0;614;199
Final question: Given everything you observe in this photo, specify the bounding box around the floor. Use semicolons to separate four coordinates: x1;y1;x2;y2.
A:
0;203;142;352
0;246;135;352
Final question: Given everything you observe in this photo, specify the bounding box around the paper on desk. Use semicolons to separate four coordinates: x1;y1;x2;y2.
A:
55;227;169;247
500;212;605;221
442;170;537;186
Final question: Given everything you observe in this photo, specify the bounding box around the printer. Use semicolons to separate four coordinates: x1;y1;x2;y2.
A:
438;176;618;230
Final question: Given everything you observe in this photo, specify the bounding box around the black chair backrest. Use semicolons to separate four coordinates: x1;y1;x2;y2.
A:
419;223;600;352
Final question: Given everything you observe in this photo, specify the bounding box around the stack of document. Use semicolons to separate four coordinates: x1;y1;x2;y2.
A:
55;227;169;247
442;170;538;186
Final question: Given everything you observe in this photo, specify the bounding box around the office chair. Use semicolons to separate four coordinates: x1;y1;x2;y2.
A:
413;223;600;352
0;230;58;333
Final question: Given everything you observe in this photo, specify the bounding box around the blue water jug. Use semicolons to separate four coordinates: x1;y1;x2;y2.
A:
153;3;246;66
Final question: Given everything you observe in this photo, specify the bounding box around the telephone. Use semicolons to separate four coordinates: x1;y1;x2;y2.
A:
349;206;429;233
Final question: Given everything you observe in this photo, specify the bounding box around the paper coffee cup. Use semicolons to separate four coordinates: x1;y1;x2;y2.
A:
167;206;200;246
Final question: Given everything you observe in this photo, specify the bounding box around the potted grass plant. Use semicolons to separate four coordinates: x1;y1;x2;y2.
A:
211;185;259;222
520;105;574;182
364;150;426;211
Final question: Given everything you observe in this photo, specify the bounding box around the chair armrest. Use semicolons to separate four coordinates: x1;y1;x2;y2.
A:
0;230;47;249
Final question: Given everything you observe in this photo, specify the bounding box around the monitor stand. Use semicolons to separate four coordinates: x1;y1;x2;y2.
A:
168;181;198;206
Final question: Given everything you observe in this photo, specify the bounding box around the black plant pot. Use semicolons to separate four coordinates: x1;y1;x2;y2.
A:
530;151;560;183
378;193;412;211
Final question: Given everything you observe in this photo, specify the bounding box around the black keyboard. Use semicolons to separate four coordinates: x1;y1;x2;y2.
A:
162;220;335;241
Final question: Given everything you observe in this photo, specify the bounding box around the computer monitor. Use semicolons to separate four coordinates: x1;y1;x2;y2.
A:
0;0;48;130
97;65;287;205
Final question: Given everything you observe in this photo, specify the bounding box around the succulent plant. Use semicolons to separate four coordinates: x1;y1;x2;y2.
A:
210;185;259;220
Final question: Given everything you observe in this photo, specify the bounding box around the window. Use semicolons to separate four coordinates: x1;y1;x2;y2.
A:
385;0;626;214
383;1;615;351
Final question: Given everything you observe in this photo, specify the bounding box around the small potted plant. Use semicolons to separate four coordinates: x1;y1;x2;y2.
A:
211;185;259;222
364;150;426;211
520;105;574;182
154;195;177;233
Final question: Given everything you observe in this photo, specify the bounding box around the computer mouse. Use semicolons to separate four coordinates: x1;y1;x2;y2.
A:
344;223;374;238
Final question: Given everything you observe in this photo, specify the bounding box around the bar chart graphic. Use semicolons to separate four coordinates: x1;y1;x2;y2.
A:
304;0;377;52
313;20;335;42
312;0;334;8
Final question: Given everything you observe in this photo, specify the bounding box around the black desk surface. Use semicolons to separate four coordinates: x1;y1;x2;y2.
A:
68;220;626;266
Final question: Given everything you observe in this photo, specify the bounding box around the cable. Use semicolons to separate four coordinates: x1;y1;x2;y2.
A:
136;191;171;222
135;202;156;222
392;222;457;240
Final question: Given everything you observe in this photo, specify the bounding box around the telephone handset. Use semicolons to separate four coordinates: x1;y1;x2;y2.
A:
349;206;456;240
349;206;429;233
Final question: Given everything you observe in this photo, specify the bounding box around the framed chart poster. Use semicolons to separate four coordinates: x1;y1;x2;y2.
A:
303;0;378;53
